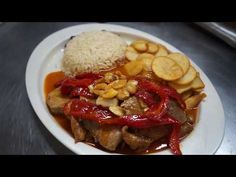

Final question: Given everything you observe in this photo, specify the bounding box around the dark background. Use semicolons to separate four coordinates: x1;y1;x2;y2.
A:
0;22;235;154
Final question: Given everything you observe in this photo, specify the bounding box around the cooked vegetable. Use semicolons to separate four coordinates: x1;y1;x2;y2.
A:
46;37;207;155
137;53;155;60
169;124;182;155
117;88;130;100
93;89;105;96
125;51;139;61
152;56;184;81
173;66;197;85
60;73;101;98
126;46;137;52
181;90;193;100
185;93;207;109
147;42;159;54
169;76;205;94
194;88;203;93
94;83;108;90
141;57;154;71
109;106;124;116
155;45;168;57
102;88;118;98
191;76;205;89
124;60;143;76
104;72;119;84
135;90;158;107
110;79;127;89
96;96;118;107
136;78;186;109
126;80;138;94
167;53;190;74
132;41;148;52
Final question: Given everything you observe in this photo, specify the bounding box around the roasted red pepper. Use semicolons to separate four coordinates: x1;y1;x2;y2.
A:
145;96;169;120
64;99;179;128
70;87;96;99
169;124;182;155
64;99;182;155
64;99;114;120
63;76;185;155
55;73;102;88
60;78;95;95
100;114;180;128
135;90;158;107
136;77;185;109
60;73;102;99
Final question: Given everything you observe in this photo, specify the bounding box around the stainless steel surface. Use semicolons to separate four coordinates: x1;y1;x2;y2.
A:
0;22;235;154
196;22;236;48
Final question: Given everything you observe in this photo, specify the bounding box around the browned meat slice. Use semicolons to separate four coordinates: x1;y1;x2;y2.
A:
122;126;152;150
133;125;170;141
120;97;143;115
97;125;122;151
167;100;187;123
83;120;99;139
70;117;86;142
83;120;122;151
46;88;70;114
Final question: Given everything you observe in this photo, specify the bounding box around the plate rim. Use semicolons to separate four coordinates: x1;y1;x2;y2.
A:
25;23;225;155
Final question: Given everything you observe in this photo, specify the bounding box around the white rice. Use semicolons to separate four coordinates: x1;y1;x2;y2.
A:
62;31;127;76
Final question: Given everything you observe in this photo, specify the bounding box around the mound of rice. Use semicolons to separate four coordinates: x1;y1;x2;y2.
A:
62;31;127;76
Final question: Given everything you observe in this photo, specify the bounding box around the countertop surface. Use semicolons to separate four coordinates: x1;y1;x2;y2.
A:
0;22;235;154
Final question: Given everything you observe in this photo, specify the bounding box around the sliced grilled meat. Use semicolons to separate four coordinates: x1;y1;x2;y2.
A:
167;100;188;123
122;126;152;150
46;87;70;114
83;120;122;151
70;117;86;142
120;97;143;115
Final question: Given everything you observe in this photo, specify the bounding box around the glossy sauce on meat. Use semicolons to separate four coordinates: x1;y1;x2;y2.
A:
44;71;73;136
44;71;199;154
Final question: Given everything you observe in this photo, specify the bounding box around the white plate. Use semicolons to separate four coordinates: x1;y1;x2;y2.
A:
25;23;225;155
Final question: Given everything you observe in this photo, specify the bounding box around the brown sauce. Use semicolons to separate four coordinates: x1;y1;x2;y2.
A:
44;70;199;154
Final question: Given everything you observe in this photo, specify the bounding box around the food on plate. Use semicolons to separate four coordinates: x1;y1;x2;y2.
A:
168;76;205;94
173;66;197;85
124;60;143;76
131;40;148;52
152;56;184;81
155;45;169;57
181;90;193;101
167;53;190;74
125;51;139;61
185;93;207;109
62;31;127;76
45;33;206;155
147;43;159;54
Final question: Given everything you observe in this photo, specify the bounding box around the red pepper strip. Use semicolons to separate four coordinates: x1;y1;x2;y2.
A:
70;87;96;99
64;99;114;119
75;73;103;80
145;96;169;120
100;114;179;128
60;78;94;95
135;90;158;107
64;99;182;154
169;124;182;155
64;99;179;128
136;78;186;109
